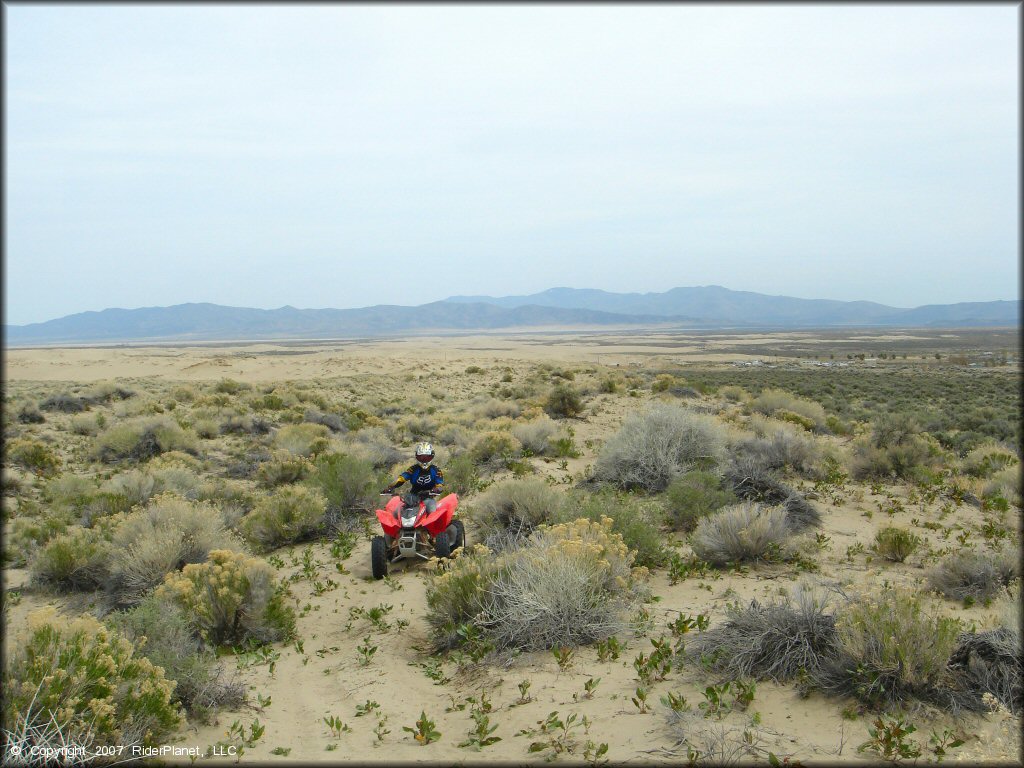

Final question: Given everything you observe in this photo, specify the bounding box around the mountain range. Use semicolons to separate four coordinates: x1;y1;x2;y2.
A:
4;286;1019;345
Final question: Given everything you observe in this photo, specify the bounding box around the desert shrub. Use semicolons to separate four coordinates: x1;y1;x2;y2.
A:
101;469;157;507
472;478;568;544
156;549;295;647
928;548;1019;601
690;502;790;566
220;414;273;435
470;430;522;472
308;452;378;529
150;464;203;499
961;441;1018;479
213;378;249;395
436;423;472;452
483;517;647;651
750;389;829;433
193;419;219;439
598;376;621;394
80;492;136;528
563;491;667;567
850;412;944;481
735;428;822;477
346;427;405;470
304;408;346;433
444;453;482;495
594;405;727;493
663;471;737;532
474;398;522;420
6;438;61;476
723;458;821;533
817;590;964;709
44;474;98;514
17;401;45;423
872;526;923;563
69;413;101;435
6;513;72;568
512;417;559;455
238;485;326;552
2;609;182;754
689;585;840;682
950;591;1022;713
256;451;312;487
272;422;330;457
719;385;747;403
92;416;198;463
87;380;136;402
545;384;584;418
651;373;679;393
30;526;112;591
427;518;647;653
170;385;196;402
106;495;236;607
981;465;1022;508
107;594;245;717
194;479;254;529
40;393;90;413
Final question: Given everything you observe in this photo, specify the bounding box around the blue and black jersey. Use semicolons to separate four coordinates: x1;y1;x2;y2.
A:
393;464;444;492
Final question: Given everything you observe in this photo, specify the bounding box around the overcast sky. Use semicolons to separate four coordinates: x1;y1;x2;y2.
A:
5;3;1019;325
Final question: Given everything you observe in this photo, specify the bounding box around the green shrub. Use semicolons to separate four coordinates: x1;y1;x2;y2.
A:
30;526;112;591
273;423;331;457
44;474;97;514
6;438;61;476
471;478;568;544
444;453;482;495
239;485;326;552
750;389;829;433
470;431;522;472
594;405;727;492
927;548;1019;601
511;417;559;455
664;471;737;532
107;594;245;717
69;413;101;435
690;502;790;565
820;590;962;709
92;416;198;463
156;549;296;647
7;513;72;568
962;442;1018;479
564;492;667;567
256;451;312;487
100;469;157;506
213;378;249;395
426;517;647;653
872;526;923;563
545;384;584;418
106;495;237;607
17;401;45;423
3;609;182;753
308;452;378;528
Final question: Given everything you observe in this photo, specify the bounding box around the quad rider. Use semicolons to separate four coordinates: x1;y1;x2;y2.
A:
383;442;444;513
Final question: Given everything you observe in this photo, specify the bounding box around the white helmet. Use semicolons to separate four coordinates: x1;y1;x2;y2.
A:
414;442;435;469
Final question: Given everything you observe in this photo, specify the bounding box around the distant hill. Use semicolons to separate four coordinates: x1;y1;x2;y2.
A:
4;287;1018;345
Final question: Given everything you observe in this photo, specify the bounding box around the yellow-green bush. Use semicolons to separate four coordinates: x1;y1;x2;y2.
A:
962;441;1019;479
828;590;962;708
30;525;112;591
156;549;295;647
750;389;829;433
273;423;331;457
470;430;522;471
256;451;312;487
6;513;72;568
238;485;326;551
106;495;237;606
426;517;647;652
6;438;61;476
3;609;182;752
92;416;198;462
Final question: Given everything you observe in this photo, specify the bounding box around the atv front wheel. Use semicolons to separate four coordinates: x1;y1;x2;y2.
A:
371;536;389;579
434;531;451;559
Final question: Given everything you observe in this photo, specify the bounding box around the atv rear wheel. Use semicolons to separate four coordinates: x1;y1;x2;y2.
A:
434;531;451;559
371;536;389;579
445;520;466;551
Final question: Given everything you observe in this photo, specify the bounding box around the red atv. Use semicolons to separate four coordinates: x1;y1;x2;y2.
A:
371;489;464;579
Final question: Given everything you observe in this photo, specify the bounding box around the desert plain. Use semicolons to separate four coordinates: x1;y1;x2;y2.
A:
2;326;1021;766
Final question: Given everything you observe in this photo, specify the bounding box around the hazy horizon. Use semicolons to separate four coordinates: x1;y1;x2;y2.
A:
6;4;1019;325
